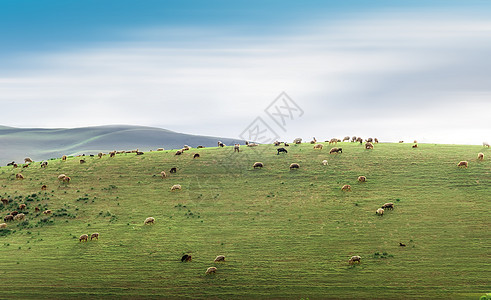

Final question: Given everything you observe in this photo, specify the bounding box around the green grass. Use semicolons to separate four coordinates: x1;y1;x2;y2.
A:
0;143;489;299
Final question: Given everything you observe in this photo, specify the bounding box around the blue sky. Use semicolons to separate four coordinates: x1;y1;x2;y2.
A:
1;1;490;144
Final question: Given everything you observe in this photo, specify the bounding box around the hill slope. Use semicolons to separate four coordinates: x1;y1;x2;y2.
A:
0;125;240;165
0;142;489;299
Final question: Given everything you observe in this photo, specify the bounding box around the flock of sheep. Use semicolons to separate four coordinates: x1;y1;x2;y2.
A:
1;137;488;270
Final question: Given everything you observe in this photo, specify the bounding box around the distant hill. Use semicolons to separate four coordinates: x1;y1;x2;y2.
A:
0;125;241;165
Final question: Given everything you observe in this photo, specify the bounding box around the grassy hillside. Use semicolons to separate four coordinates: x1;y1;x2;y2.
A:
0;125;240;165
0;142;489;299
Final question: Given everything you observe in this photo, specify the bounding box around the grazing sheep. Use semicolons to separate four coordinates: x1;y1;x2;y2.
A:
62;176;71;183
19;204;26;210
374;138;379;143
157;148;164;151
16;173;24;180
80;159;86;164
289;163;300;170
234;144;240;152
214;255;225;262
329;147;343;154
343;136;350;142
41;185;47;190
4;215;13;222
247;142;259;147
58;174;66;180
399;141;404;143
144;217;155;225
381;203;394;210
136;151;144;155
277;148;288;155
351;136;357;142
79;234;89;242
313;144;323;150
109;151;116;158
348;255;361;264
62;155;67;161
197;146;204;149
175;150;183;156
366;138;373;143
24;157;33;163
0;223;6;229
22;164;29;168
182;145;190;151
43;210;52;215
218;141;225;147
376;208;384;216
170;167;177;173
293;138;302;144
310;137;317;144
11;211;18;216
457;161;468;168
161;171;167;179
274;141;281;146
40;161;48;168
322;160;328;166
253;162;264;169
14;213;25;221
171;184;182;191
365;142;374;150
483;142;490;148
12;163;18;168
358;176;366;182
283;142;289;147
412;144;418;148
399;242;406;247
478;153;484;160
193;153;200;159
90;233;99;240
341;184;351;192
98;152;103;158
329;138;338;145
181;254;192;262
205;267;217;275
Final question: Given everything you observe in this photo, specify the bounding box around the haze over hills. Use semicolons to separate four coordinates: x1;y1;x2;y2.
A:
0;125;241;165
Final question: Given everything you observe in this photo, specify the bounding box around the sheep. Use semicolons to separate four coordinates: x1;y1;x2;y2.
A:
80;159;86;164
218;141;225;147
183;145;190;151
157;148;164;151
6;161;15;166
43;210;52;215
35;207;40;212
22;164;29;168
161;171;167;179
399;141;404;143
351;136;357;142
274;141;281;146
144;217;155;225
19;204;26;210
63;176;71;183
171;184;182;191
41;185;47;190
214;255;225;262
197;146;204;149
374;138;379;143
413;140;418;144
247;142;259;147
329;147;342;154
1;199;9;205
40;161;48;168
310;137;317;144
277;148;288;155
234;144;240;152
253;162;264;169
90;233;99;240
366;138;373;143
109;151;116;158
478;153;484;160
0;223;6;229
283;142;289;147
293;138;302;144
457;161;468;168
483;142;490;148
329;138;338;145
399;242;406;247
79;234;89;242
358;176;366;182
98;152;103;158
16;173;24;180
343;136;350;142
62;155;67;161
412;144;418;148
11;211;19;216
14;213;25;221
341;184;351;192
175;150;183;156
348;255;361;264
205;267;217;275
193;153;200;159
376;208;384;216
170;167;177;173
4;215;13;222
24;157;33;163
58;174;66;180
90;154;94;157
313;144;323;150
181;254;192;262
322;160;328;166
136;151;144;155
12;163;18;168
381;203;394;210
365;142;374;150
289;163;300;170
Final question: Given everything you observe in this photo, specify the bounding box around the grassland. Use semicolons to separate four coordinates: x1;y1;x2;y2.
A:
0;142;489;299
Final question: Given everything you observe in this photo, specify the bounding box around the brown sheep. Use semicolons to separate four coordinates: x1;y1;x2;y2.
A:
365;142;374;150
1;199;9;205
79;234;89;242
351;136;357;142
171;184;182;191
197;146;204;149
24;157;33;163
289;163;300;170
214;255;225;262
457;161;468;168
374;138;379;143
40;161;48;168
348;255;361;264
43;210;52;215
329;138;338;145
273;141;281;146
413;140;418;143
193;153;200;159
157;148;164;151
35;207;40;212
412;144;418;148
358;176;366;182
41;185;47;190
11;211;19;216
376;208;384;216
16;173;24;180
205;267;217;274
98;152;103;158
19;204;26;210
343;136;350;142
109;151;116;158
0;223;6;229
175;150;183;156
399;141;404;143
22;164;29;168
62;155;67;161
4;215;14;222
80;159;86;164
144;217;155;225
253;162;264;169
381;203;394;210
136;151;144;155
341;184;351;192
12;163;18;168
181;254;192;262
90;233;99;240
366;138;373;143
14;213;25;221
313;144;323;150
63;176;71;183
478;153;484;160
161;171;167;179
329;147;342;154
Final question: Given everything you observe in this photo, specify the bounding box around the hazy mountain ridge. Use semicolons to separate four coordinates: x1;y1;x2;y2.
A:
0;125;241;164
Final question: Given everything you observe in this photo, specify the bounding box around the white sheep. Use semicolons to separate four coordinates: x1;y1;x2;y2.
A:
376;208;384;216
144;217;155;225
205;267;217;274
171;184;182;191
348;255;361;264
322;160;328;166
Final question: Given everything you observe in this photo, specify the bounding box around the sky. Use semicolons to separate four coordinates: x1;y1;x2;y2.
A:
1;0;490;144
